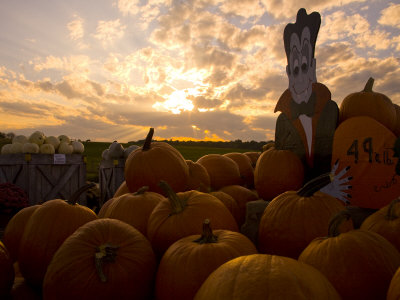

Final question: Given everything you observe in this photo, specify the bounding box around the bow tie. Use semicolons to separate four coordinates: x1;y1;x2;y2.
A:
290;93;316;119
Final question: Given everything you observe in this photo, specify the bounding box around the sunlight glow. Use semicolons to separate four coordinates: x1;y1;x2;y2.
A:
153;90;194;114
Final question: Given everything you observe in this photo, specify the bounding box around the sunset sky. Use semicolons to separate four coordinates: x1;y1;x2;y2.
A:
0;0;399;142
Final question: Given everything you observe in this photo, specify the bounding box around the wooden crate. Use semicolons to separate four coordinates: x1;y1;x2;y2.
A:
99;158;125;206
0;154;87;206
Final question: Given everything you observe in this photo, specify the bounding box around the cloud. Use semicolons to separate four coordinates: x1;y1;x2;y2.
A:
378;3;400;29
67;16;84;40
93;19;126;44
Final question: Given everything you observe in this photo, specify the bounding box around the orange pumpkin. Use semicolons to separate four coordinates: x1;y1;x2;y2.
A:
185;160;211;192
0;241;14;298
97;197;115;218
3;205;39;262
258;173;352;259
18;184;98;287
209;191;241;226
101;186;165;236
124;128;189;195
223;152;254;188
11;277;42;300
196;154;241;190
339;77;397;132
360;197;400;252
194;254;341;300
43;218;156;300
243;151;261;168
298;210;400;300
113;180;130;197
331;116;399;209
387;267;400;300
254;147;304;201
155;219;257;300
147;181;238;258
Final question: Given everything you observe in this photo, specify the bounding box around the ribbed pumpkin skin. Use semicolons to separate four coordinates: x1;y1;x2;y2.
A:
102;190;165;236
197;154;241;190
18;200;98;287
124;142;189;196
0;241;14;298
243;151;261;168
254;148;304;201
194;254;341;300
147;190;239;258
186;160;211;192
113;180;130;197
210;191;241;226
3;205;39;262
387;267;400;300
258;191;351;259
97;198;115;218
298;230;400;300
223;152;254;188
155;228;258;300
43;219;156;300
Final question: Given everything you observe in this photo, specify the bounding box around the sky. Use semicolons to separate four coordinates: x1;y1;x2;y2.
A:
0;0;399;143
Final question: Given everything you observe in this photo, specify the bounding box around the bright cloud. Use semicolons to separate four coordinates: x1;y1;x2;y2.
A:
378;3;400;28
93;19;126;44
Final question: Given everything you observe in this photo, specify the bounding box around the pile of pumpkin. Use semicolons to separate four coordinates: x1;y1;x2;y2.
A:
1;77;400;299
0;131;84;155
101;141;140;161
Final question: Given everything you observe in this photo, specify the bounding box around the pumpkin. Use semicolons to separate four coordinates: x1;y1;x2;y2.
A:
155;219;258;300
339;77;396;131
243;151;261;168
209;191;241;225
147;181;238;258
0;241;14;298
1;144;12;154
12;135;28;145
194;254;341;300
43;218;156;300
57;135;70;144
28;131;45;146
101;186;165;236
393;103;400;137
18;184;98;287
387;267;400;300
254;147;304;201
108;141;124;158
113;180;131;197
22;142;39;154
102;148;110;160
262;140;275;152
44;136;60;150
10;142;24;154
3;205;40;262
186;159;211;192
197;154;241;190
223;152;254;188
97;198;115;218
39;143;55;154
331;116;399;209
258;173;353;259
71;141;84;154
298;210;400;300
10;277;42;300
124;128;189;195
360;197;400;252
57;141;73;154
123;144;140;158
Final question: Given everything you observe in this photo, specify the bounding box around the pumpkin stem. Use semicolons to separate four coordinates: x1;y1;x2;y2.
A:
158;180;186;214
363;77;375;93
193;219;218;244
134;186;149;195
297;172;332;197
328;210;352;237
142;128;154;151
67;183;96;205
94;243;119;283
386;197;400;221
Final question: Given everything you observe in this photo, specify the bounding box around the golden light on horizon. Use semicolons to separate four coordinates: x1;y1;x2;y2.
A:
153;89;194;114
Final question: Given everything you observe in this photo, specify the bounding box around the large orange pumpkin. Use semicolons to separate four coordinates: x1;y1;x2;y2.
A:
155;219;257;300
185;160;211;192
147;181;238;258
331;116;400;209
18;184;98;287
243;151;261;168
113;180;130;197
194;254;341;300
43;218;156;300
254;147;304;201
258;173;352;258
209;191;241;226
223;152;254;188
339;77;397;132
298;210;400;300
0;241;14;298
124;128;189;195
387;267;400;300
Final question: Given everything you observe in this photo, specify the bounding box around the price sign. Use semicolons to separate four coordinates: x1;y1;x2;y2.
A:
331;116;399;209
54;154;66;165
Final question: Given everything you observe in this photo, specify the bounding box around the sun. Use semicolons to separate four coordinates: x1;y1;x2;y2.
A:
153;90;194;114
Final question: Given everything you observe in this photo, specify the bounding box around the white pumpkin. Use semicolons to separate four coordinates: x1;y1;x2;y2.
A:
71;141;84;154
108;141;124;159
40;143;55;154
1;144;12;154
101;149;110;160
12;135;28;145
29;131;46;146
45;136;60;150
22;142;40;154
58;135;70;144
10;142;24;154
123;144;140;158
58;142;73;154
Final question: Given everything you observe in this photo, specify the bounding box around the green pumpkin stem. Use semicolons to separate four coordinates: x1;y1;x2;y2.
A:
297;172;332;197
363;77;375;93
386;197;400;221
143;128;154;151
68;183;96;205
158;180;186;214
328;210;352;237
134;186;149;195
193;219;218;244
94;243;119;283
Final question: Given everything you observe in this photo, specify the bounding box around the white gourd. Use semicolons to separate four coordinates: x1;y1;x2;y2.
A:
45;136;60;150
108;141;124;158
1;144;12;154
12;135;28;145
102;149;110;160
58;142;73;154
71;141;84;154
10;142;24;154
29;131;46;146
58;135;71;144
40;144;55;154
22;142;40;154
124;145;140;158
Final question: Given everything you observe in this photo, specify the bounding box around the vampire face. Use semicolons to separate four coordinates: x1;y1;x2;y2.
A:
286;26;317;104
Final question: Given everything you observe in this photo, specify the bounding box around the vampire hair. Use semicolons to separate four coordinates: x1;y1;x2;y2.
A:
283;8;321;65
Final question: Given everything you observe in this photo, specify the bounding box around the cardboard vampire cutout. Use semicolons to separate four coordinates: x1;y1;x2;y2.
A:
274;8;339;182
